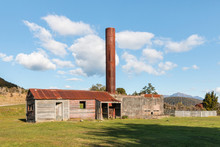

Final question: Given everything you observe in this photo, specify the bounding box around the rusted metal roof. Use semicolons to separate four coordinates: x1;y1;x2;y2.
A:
144;94;161;98
29;89;120;102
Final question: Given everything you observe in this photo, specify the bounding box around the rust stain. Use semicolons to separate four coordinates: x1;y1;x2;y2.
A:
29;89;120;102
106;27;116;94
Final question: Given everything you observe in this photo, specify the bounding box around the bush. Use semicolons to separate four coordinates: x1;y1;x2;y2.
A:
122;115;128;119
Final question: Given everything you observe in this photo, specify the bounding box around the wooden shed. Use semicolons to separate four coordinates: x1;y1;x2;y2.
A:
26;89;121;122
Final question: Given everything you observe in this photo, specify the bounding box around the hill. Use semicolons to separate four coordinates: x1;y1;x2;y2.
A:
164;97;202;106
0;77;18;88
0;77;26;106
164;92;203;100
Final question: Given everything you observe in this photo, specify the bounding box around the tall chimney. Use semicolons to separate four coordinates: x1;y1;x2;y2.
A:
106;27;115;94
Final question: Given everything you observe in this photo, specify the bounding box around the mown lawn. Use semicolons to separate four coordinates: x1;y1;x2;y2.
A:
0;105;220;146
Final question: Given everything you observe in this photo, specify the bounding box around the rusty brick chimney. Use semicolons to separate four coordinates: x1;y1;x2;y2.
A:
106;27;115;94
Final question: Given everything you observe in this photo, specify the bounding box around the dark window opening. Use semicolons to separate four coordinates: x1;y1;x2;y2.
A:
28;104;34;111
80;101;86;109
151;112;154;115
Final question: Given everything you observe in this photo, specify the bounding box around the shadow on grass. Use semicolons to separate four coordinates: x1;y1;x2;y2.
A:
84;123;220;147
19;119;26;122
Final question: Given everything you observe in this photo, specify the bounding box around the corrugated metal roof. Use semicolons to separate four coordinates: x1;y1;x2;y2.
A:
144;94;161;98
29;89;120;102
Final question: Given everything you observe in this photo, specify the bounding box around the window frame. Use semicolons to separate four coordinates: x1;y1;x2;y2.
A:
79;101;86;109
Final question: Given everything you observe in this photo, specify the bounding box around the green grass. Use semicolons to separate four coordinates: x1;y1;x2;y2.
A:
0;105;220;146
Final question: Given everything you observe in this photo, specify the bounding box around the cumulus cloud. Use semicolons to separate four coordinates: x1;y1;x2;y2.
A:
122;52;158;75
69;68;87;77
0;53;13;62
215;87;220;95
158;62;177;74
66;78;82;81
69;35;119;76
164;34;205;52
116;31;154;50
182;64;199;71
142;48;163;63
42;15;94;36
15;51;56;71
24;20;67;57
52;59;74;68
57;70;66;74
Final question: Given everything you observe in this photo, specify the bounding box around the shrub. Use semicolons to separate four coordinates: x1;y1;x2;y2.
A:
122;115;128;119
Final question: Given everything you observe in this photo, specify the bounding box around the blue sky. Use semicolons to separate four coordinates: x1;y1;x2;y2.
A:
0;0;220;100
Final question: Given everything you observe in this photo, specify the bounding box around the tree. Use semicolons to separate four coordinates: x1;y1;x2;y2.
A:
90;84;106;91
140;83;158;95
132;91;138;96
116;88;127;95
203;91;218;110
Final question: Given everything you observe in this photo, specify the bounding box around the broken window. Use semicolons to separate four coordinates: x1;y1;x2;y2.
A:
80;101;86;109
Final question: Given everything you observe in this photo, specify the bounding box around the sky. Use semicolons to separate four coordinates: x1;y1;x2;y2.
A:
0;0;220;100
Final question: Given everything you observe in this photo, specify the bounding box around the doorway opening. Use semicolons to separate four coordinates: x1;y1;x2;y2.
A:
56;102;63;121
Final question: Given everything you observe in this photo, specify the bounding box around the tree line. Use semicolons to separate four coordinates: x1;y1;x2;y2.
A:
90;83;158;95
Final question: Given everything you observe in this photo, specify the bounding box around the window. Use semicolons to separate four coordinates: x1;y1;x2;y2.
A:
28;104;34;111
80;101;86;109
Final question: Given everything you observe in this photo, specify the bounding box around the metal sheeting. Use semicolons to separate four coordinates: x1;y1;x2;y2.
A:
29;89;120;102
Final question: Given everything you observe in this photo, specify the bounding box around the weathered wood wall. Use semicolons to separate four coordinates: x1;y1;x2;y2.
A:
35;100;69;122
26;91;35;122
69;100;95;119
95;100;101;120
26;99;35;122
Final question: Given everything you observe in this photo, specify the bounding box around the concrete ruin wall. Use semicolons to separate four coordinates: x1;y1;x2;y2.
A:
114;95;164;119
175;111;217;117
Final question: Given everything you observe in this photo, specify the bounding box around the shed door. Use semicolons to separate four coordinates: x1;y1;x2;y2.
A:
56;102;63;121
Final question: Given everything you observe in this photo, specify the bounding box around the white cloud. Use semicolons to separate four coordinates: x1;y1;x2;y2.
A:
218;62;220;65
15;51;56;71
66;78;82;81
0;53;13;62
49;86;58;89
69;35;119;76
215;87;220;95
158;62;177;72
52;59;74;68
69;68;87;77
122;52;159;75
192;64;199;70
116;31;154;50
42;15;94;36
24;20;67;57
142;48;163;63
122;52;176;75
57;70;66;75
164;34;205;52
182;67;190;71
0;53;5;58
182;64;199;71
65;85;71;88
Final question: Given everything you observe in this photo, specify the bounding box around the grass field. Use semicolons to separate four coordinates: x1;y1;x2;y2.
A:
0;105;220;147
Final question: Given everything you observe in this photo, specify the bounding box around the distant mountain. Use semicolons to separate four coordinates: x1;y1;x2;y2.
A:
0;77;18;88
164;97;202;106
164;92;203;100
